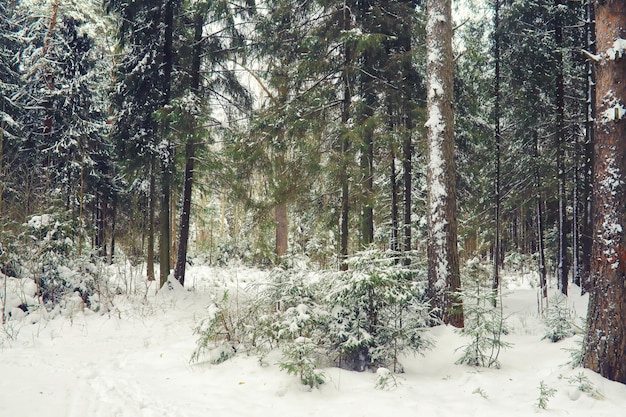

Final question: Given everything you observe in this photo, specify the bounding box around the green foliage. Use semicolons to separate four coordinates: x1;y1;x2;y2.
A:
564;336;584;369
536;380;557;409
374;367;398;391
456;258;511;369
192;252;432;386
566;372;603;399
278;337;325;389
542;293;578;342
325;249;432;372
191;291;257;364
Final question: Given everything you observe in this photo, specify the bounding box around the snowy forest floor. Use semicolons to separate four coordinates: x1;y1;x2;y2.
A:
1;264;626;417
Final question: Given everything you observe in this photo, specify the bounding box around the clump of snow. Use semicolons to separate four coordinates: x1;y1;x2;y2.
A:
606;38;626;61
600;91;626;124
26;213;53;229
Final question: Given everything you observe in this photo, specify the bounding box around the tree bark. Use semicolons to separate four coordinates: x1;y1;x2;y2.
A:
174;10;203;286
582;0;626;384
493;0;502;299
580;0;596;295
534;132;548;301
147;158;156;281
159;0;175;287
425;0;463;327
358;0;375;249
555;0;568;296
390;143;400;256
339;3;352;270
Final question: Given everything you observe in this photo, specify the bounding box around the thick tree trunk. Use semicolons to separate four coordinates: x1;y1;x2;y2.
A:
582;0;626;384
147;158;156;281
358;0;375;248
425;0;463;327
555;0;568;295
173;11;203;286
159;0;175;287
390;144;399;255
174;140;195;286
339;4;351;270
580;0;596;295
534;133;548;301
360;98;375;248
493;0;501;298
401;25;413;266
159;170;171;287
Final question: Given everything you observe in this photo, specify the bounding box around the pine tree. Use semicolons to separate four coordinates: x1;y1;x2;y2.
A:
425;0;462;327
11;0;114;234
106;0;179;285
0;0;21;219
582;0;626;384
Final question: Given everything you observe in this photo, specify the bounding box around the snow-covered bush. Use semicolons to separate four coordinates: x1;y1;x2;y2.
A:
278;337;325;389
8;213;110;313
192;251;432;387
542;293;578;342
456;258;511;369
323;249;432;372
191;291;259;363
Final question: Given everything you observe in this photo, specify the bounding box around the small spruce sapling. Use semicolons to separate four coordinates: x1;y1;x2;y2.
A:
536;380;557;409
278;337;325;389
542;293;578;342
455;258;511;368
375;367;398;390
324;249;432;372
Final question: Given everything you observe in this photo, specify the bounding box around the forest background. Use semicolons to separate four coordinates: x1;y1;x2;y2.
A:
1;0;625;385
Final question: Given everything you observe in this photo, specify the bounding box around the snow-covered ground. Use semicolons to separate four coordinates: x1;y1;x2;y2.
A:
1;264;625;417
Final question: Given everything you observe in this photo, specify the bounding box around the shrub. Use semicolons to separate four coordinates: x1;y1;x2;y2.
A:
542;293;578;342
456;258;511;368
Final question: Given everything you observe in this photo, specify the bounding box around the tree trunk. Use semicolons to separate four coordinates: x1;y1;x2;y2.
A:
425;0;463;327
582;0;626;384
360;99;375;248
275;202;288;257
174;10;203;286
339;4;352;271
174;140;195;286
0;102;4;217
572;128;581;288
390;144;399;256
554;0;568;295
147;158;156;281
159;170;171;287
534;132;548;301
492;0;501;299
359;0;375;248
110;202;116;264
580;0;596;295
159;0;175;287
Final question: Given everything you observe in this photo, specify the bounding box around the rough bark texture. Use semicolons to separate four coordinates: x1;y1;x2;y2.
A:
582;0;626;384
555;0;568;295
174;11;203;286
147;158;156;281
425;0;463;327
159;0;175;287
581;0;596;294
493;0;501;296
339;5;351;271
